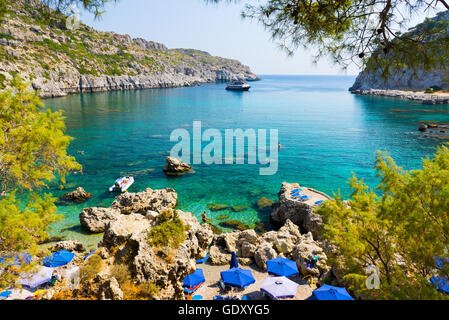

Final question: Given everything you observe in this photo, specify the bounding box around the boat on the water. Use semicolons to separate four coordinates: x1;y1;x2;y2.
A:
225;80;250;91
109;176;134;192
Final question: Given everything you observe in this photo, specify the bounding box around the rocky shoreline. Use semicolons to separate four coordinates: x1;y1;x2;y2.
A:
0;0;259;98
350;89;449;105
25;182;340;300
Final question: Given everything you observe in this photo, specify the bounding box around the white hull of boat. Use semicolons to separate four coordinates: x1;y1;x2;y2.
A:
109;176;134;192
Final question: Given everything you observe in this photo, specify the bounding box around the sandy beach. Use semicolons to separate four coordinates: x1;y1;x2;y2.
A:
192;262;314;301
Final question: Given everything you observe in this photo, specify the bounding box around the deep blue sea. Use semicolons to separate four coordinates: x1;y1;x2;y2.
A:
43;75;446;244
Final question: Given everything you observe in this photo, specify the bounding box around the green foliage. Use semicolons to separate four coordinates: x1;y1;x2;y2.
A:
0;76;80;289
316;146;449;299
213;0;449;72
0;192;61;288
0;75;81;191
147;210;187;248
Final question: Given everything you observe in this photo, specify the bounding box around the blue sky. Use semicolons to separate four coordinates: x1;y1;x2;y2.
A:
79;0;433;75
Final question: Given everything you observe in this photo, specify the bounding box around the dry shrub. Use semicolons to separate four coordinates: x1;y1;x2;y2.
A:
111;264;131;285
79;254;103;283
121;280;158;300
51;289;73;300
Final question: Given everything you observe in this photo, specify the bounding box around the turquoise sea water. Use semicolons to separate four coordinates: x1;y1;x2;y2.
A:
43;75;446;243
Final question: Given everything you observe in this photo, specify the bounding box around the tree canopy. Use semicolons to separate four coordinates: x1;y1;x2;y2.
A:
0;76;81;288
316;147;449;299
210;0;449;73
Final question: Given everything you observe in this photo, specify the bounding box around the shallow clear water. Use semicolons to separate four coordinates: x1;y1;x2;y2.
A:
42;75;445;243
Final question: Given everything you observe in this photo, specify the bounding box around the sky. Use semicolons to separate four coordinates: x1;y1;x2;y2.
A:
79;0;436;76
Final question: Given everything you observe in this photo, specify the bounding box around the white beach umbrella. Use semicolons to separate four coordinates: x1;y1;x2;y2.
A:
18;266;54;289
260;276;299;300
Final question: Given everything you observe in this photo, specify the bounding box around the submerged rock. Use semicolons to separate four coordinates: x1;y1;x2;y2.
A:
257;197;274;209
207;203;230;211
219;220;250;231
163;157;192;175
62;187;93;202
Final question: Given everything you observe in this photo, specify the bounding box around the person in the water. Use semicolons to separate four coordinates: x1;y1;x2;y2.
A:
278;142;281;150
202;211;212;224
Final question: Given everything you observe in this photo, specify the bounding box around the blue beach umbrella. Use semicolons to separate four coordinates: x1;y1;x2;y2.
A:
221;268;255;288
0;253;32;267
183;269;205;288
291;188;303;194
430;276;449;294
266;257;299;277
43;250;75;268
0;290;12;298
230;251;239;269
313;284;354;300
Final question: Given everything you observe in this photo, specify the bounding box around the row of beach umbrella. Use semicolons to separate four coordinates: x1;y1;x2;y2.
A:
182;251;355;300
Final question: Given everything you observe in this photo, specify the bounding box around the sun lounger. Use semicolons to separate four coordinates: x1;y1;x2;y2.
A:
315;200;325;205
214;295;224;300
184;283;202;294
192;295;203;300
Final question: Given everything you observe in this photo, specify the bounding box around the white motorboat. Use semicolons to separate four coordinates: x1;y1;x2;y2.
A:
109;176;134;192
225;80;251;91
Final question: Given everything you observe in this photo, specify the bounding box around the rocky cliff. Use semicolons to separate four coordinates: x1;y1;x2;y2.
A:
350;11;449;92
0;0;259;98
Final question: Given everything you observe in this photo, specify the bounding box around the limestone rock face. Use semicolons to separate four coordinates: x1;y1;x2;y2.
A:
163;157;192;175
209;245;232;265
254;242;277;270
292;233;330;278
95;206;210;300
271;182;331;238
50;240;85;253
112;188;178;215
0;1;259;98
95;275;124;300
79;207;121;233
62;187;93;202
101;214;153;248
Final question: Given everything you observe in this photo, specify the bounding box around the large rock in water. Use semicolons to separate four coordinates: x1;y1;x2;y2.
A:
163;157;192;175
79;207;121;233
270;182;331;238
62;187;93;202
112;188;178;214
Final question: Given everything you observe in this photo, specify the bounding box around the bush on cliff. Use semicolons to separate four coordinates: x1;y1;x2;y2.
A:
147;210;186;249
316;146;449;300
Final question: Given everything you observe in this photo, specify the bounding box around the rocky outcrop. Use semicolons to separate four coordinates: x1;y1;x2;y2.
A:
0;1;259;98
163;157;192;175
79;207;121;233
270;182;331;238
207;218;331;284
50;240;85;253
112;188;178;214
292;232;331;278
349;11;449;101
62;187;93;202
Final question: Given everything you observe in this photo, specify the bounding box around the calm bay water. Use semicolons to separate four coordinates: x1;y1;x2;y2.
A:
43;75;445;243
